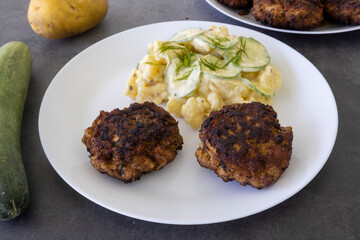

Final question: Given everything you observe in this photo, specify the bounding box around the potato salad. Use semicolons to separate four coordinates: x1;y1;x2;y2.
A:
124;26;282;129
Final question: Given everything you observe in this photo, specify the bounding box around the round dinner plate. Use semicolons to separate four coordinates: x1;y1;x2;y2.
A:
205;0;360;34
38;21;338;225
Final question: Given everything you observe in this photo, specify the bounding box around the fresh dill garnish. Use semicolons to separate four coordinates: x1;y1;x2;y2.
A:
176;69;194;81
175;46;194;68
203;35;232;49
200;53;230;71
175;62;182;75
228;37;247;65
159;41;184;54
160;42;195;73
170;44;196;79
200;58;218;71
198;38;248;71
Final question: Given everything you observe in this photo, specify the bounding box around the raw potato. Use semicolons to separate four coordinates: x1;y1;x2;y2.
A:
27;0;108;39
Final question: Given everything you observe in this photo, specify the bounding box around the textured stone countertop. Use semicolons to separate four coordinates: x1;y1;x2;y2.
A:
0;0;359;239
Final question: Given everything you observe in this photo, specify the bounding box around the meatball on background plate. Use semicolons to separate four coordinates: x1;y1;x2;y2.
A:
206;0;360;34
323;0;360;25
252;0;324;30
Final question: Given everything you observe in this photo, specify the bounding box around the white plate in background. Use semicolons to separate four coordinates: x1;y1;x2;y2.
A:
206;0;360;34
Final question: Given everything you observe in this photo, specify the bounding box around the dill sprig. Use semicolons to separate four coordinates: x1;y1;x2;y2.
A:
171;44;196;79
228;38;247;65
200;58;218;71
199;38;248;71
204;35;231;49
200;53;231;71
159;41;184;54
175;63;182;75
160;41;195;72
176;69;194;81
175;46;194;68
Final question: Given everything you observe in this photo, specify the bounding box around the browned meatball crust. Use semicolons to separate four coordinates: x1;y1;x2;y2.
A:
323;0;360;25
195;102;293;189
252;0;324;30
217;0;253;9
82;102;183;183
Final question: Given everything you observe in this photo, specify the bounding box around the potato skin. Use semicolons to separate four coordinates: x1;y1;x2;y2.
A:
27;0;108;39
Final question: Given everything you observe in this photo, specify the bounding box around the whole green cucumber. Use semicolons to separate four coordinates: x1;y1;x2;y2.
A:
0;41;32;220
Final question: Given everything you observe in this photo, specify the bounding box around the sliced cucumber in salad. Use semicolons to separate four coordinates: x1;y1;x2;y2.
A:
169;28;204;43
200;54;241;79
238;76;274;98
226;37;270;70
165;58;201;98
197;33;238;50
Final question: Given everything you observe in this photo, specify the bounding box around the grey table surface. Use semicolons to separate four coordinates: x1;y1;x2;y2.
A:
0;0;359;239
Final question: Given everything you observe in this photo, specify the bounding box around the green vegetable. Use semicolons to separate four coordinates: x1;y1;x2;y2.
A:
227;37;271;71
238;77;274;98
200;54;241;79
165;58;201;98
198;33;238;50
159;41;185;54
169;28;204;43
0;41;32;220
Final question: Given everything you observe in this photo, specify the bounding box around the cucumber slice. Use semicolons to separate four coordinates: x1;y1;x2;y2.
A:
238;76;274;98
165;58;201;98
165;52;172;68
197;33;238;50
227;37;270;70
169;28;204;43
200;54;241;79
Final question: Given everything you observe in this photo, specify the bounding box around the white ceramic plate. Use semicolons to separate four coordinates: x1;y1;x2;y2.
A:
206;0;360;34
39;21;338;225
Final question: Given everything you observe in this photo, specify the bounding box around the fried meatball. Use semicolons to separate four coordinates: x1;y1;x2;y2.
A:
195;102;293;189
323;0;360;25
252;0;324;30
82;102;183;183
217;0;253;9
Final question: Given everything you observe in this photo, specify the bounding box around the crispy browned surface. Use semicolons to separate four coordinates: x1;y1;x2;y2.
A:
252;0;324;30
323;0;360;25
195;102;293;189
217;0;253;9
82;102;183;183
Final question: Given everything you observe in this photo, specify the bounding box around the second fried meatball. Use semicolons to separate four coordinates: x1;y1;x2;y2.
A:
82;102;183;183
252;0;324;30
195;102;293;189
